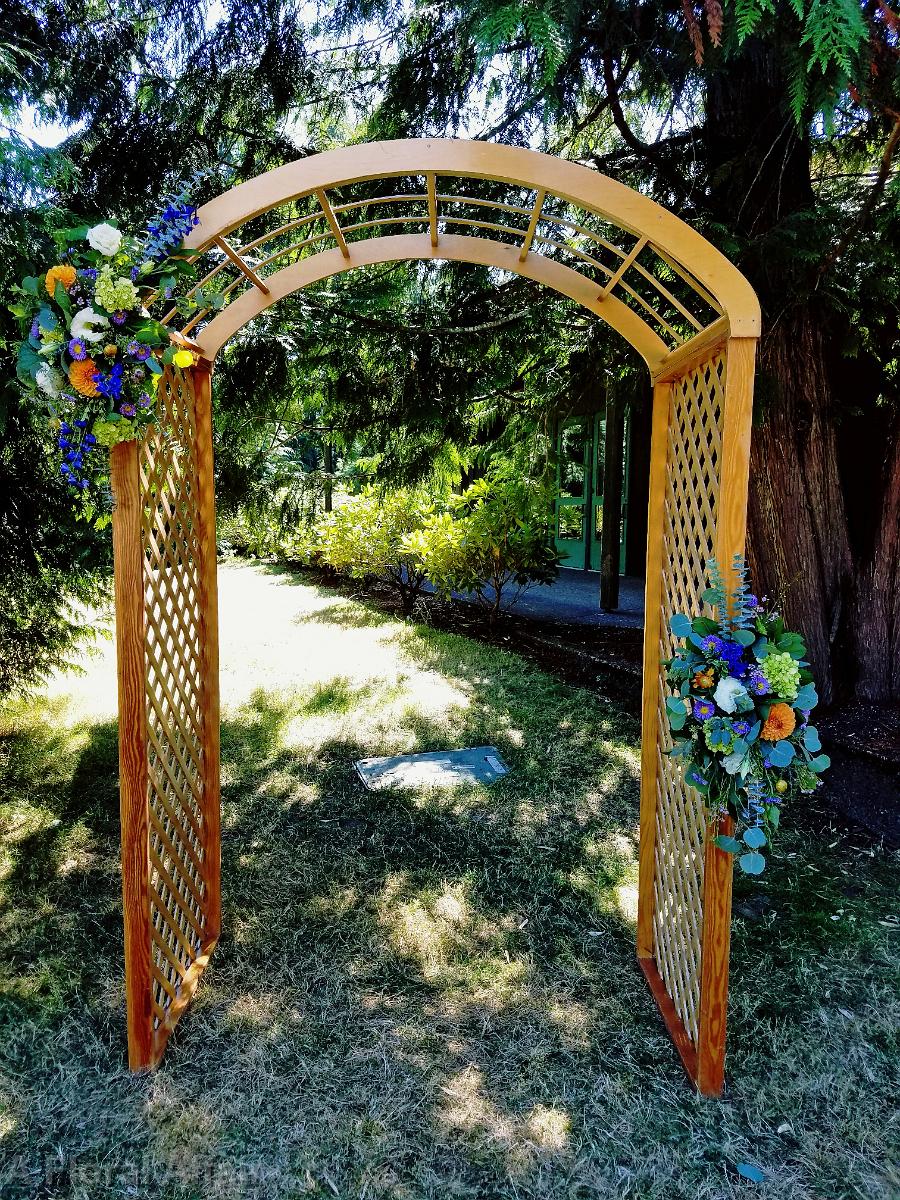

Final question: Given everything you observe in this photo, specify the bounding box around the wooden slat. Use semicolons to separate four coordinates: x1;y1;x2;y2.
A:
314;188;350;258
191;362;222;939
652;317;730;384
212;236;271;294
518;187;546;261
598;234;648;300
695;336;756;1096
111;439;154;1071
427;172;438;247
636;377;671;960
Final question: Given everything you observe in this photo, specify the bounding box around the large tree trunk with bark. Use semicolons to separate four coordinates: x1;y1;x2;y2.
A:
704;41;900;704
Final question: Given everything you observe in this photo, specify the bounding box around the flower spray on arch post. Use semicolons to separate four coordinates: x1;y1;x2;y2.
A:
664;556;829;874
11;175;222;517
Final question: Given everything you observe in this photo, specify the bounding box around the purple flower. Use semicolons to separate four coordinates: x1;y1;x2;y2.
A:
701;635;725;656
68;337;88;360
30;319;40;339
79;268;98;281
747;667;770;696
112;310;128;326
139;394;153;407
693;698;716;720
687;769;707;787
119;402;137;417
127;341;151;361
732;720;751;737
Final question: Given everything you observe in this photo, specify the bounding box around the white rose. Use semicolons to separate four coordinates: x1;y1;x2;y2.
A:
86;222;123;256
713;676;749;714
70;306;109;343
35;364;65;397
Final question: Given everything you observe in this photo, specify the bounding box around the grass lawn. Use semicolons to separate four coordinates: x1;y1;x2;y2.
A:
0;561;898;1200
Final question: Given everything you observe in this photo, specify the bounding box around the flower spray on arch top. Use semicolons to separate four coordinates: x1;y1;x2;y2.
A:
664;556;829;875
11;174;228;516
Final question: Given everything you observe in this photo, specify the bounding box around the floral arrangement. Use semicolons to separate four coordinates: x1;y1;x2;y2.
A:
11;184;207;497
665;556;829;875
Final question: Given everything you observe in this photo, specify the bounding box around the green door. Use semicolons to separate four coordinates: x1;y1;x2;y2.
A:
554;419;590;568
588;410;630;574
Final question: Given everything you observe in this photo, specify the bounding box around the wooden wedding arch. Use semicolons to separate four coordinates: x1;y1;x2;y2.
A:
109;139;759;1095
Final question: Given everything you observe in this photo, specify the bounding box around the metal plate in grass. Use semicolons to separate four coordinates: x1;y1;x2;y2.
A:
354;746;510;791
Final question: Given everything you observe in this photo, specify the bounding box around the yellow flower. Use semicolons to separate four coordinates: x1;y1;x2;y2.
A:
103;344;118;357
173;349;195;368
761;702;796;742
69;358;99;397
45;264;77;295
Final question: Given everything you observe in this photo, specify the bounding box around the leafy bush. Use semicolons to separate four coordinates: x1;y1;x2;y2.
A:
316;487;436;614
405;472;560;623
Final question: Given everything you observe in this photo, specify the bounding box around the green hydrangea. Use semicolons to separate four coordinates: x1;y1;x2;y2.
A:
762;651;801;700
92;417;137;447
94;267;139;314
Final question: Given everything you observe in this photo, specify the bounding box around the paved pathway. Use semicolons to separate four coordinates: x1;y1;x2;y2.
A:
439;568;645;629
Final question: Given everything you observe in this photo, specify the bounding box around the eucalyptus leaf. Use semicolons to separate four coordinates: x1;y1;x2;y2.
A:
714;835;742;854
808;754;831;773
733;628;756;646
794;683;818;710
742;826;767;849
670;614;693;641
767;740;795;768
739;851;766;875
803;726;822;752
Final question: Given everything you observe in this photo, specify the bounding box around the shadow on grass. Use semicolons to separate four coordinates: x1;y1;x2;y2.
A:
2;632;898;1199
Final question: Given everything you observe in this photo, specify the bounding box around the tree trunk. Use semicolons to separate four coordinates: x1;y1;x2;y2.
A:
704;42;864;705
746;315;853;704
847;406;900;700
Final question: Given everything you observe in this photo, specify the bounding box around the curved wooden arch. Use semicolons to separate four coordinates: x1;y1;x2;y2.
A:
113;139;760;1097
179;139;760;368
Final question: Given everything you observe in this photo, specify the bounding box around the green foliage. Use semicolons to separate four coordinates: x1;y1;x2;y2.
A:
475;2;569;82
406;468;560;623
317;488;438;614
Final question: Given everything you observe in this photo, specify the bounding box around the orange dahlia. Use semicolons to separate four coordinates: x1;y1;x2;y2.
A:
760;702;796;742
69;358;99;397
45;264;77;296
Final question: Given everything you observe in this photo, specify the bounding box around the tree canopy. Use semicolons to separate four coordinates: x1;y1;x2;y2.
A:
2;0;899;700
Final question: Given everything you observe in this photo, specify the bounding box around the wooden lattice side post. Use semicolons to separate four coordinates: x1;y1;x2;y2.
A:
190;360;222;941
637;334;757;1096
111;363;222;1069
111;438;154;1070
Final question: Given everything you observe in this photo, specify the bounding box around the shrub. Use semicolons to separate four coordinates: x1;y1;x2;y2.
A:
405;473;560;623
315;487;435;614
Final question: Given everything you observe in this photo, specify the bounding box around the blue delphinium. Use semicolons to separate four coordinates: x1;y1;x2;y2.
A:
144;201;199;261
96;363;125;401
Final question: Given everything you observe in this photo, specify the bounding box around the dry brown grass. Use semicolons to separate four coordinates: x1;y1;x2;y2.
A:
0;561;897;1199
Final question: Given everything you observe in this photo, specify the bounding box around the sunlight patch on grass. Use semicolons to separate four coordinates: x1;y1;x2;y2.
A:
1;564;897;1200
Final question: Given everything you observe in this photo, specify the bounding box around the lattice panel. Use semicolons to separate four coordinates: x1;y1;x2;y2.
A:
137;366;212;1036
652;352;726;1044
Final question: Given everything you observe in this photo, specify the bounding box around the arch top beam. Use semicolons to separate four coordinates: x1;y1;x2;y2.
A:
183;138;761;349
